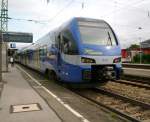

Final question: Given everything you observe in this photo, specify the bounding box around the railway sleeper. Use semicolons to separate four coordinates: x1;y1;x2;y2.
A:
143;119;150;122
131;112;144;119
125;106;141;114
111;103;131;110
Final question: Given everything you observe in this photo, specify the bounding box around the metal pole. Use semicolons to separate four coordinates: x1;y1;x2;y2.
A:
6;0;8;72
0;31;2;82
140;40;142;64
0;3;2;82
138;27;142;64
0;0;8;75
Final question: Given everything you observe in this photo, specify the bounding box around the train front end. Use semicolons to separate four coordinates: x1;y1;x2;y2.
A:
77;18;122;83
59;17;122;84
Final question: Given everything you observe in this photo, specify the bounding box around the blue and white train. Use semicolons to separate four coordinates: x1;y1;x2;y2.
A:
16;17;122;85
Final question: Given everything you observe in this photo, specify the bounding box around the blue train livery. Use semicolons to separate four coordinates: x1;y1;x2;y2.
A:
16;17;122;85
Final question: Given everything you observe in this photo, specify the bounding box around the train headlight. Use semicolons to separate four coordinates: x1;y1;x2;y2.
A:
113;57;121;63
81;57;96;63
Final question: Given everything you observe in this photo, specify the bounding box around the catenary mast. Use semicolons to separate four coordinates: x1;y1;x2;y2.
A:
0;0;8;82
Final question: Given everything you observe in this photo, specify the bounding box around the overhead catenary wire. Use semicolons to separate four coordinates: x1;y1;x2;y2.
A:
8;17;48;24
101;0;148;18
7;0;150;44
44;0;75;23
8;0;149;25
7;0;75;25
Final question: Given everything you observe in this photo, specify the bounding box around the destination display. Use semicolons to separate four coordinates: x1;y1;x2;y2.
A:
2;32;33;43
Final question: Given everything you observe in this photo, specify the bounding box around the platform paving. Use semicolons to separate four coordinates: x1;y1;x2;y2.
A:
0;65;61;122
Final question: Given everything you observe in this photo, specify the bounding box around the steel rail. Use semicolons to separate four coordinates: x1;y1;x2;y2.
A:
17;63;149;122
74;90;141;122
111;80;150;90
122;63;150;69
121;74;150;85
94;88;150;109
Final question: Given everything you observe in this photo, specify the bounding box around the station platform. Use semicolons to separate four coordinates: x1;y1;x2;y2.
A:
0;65;62;122
0;65;127;122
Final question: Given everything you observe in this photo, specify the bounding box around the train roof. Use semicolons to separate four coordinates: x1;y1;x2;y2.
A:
75;17;105;22
59;17;106;29
36;17;106;43
18;17;108;53
18;43;40;53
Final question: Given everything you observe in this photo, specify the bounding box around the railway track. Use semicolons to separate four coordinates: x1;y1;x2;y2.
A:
111;80;150;90
121;75;150;86
73;88;150;122
122;64;150;85
103;80;150;104
122;63;150;69
19;64;150;121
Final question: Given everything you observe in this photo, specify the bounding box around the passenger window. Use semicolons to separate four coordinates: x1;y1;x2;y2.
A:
62;36;69;54
55;36;58;48
57;34;61;51
39;46;47;56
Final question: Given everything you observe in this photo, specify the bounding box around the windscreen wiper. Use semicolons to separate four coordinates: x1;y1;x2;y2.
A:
107;32;112;46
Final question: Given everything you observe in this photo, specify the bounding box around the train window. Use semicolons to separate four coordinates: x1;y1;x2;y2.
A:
39;49;44;56
56;34;61;51
55;34;61;49
54;36;58;48
79;25;117;46
61;30;78;55
39;46;47;56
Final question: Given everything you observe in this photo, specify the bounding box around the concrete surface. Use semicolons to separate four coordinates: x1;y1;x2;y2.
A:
0;64;128;122
18;64;127;122
0;65;61;122
123;68;150;78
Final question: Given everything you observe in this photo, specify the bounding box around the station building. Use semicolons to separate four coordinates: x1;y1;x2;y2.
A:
121;39;150;62
141;39;150;54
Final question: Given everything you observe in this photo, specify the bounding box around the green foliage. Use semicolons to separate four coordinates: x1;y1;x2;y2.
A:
128;44;140;50
133;54;150;64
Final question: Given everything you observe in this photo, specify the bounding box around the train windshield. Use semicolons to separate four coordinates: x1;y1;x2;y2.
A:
79;21;117;46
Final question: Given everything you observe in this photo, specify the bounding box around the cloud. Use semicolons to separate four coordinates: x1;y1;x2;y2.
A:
7;0;150;48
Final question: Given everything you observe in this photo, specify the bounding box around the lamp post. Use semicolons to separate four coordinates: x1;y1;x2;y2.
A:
0;31;2;83
138;27;142;64
139;37;142;64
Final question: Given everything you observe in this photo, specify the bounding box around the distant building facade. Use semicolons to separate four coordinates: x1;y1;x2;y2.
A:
141;39;150;49
140;39;150;55
122;39;150;62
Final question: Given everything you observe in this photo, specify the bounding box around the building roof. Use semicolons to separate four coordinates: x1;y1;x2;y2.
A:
141;39;150;48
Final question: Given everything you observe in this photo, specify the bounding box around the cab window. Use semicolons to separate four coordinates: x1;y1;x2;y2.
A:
61;30;78;55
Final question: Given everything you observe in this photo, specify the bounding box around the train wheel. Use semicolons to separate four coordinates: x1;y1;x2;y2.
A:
45;69;49;79
46;70;57;81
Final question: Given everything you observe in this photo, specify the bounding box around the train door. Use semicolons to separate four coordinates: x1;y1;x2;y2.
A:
33;50;36;68
39;45;47;71
33;50;37;69
57;32;71;73
24;52;27;65
36;48;40;70
25;53;28;65
57;34;61;67
57;30;78;78
33;48;40;70
26;51;29;66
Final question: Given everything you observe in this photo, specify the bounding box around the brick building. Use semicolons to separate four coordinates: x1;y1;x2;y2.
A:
122;39;150;62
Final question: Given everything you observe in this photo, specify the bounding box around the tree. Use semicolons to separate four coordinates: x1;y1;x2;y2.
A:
128;44;140;50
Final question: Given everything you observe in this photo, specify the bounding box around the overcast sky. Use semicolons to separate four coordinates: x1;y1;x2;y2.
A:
6;0;150;48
